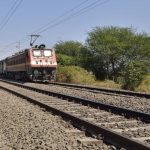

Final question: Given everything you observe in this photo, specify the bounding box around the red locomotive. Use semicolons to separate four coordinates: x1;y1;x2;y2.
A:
0;44;57;81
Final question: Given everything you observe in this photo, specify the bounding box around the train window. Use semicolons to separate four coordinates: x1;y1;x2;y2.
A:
33;50;42;57
43;50;52;57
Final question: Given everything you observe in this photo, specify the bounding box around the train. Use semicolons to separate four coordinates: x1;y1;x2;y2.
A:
0;44;57;81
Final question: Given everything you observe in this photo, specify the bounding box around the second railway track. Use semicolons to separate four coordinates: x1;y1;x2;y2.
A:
47;81;150;98
24;81;150;114
0;79;150;149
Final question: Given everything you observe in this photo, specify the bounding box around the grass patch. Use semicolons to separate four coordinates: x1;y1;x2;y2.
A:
93;80;121;89
56;66;149;92
135;74;150;93
56;66;120;89
56;66;95;84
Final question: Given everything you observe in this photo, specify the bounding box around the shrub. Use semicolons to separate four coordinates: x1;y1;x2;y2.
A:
135;75;150;93
121;61;146;90
56;54;75;66
56;66;95;84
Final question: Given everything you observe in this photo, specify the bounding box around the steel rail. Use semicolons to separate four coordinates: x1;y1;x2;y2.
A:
0;85;150;150
48;81;150;99
0;79;150;123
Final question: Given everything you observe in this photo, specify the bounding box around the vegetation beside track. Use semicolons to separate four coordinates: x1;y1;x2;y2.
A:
56;66;120;89
56;66;150;93
56;66;95;84
55;26;150;92
136;74;150;93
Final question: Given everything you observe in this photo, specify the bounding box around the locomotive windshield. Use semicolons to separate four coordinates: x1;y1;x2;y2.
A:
33;50;42;57
43;50;52;57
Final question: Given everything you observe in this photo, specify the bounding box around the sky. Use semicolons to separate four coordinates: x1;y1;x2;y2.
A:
0;0;150;59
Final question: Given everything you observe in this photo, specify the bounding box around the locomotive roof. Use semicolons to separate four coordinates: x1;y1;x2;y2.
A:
4;47;54;60
6;49;29;59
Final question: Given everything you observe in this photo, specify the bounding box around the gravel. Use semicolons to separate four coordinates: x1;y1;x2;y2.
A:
0;89;115;150
0;81;150;148
24;83;150;113
122;129;150;138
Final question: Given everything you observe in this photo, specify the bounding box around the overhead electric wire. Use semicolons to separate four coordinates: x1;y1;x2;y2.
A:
36;0;109;34
32;0;90;34
70;0;110;18
35;0;102;34
0;36;28;52
0;0;23;33
0;0;90;51
0;0;110;53
0;0;19;27
0;0;91;51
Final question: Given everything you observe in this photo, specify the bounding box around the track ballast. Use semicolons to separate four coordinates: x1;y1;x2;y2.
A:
0;79;150;150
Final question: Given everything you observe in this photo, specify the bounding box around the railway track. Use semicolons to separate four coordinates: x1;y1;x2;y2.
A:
0;79;150;149
24;81;150;114
48;81;150;98
0;90;108;150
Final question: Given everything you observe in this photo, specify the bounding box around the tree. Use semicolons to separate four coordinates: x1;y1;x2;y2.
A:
53;26;150;90
86;26;150;86
80;46;107;80
86;26;135;80
54;40;84;66
56;53;76;66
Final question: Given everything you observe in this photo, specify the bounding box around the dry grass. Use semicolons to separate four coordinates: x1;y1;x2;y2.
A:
135;75;150;93
57;66;150;92
93;80;121;89
56;66;95;84
56;66;120;89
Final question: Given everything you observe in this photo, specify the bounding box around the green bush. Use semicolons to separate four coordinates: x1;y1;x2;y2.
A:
121;61;146;90
135;74;150;93
56;66;95;84
56;54;76;66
